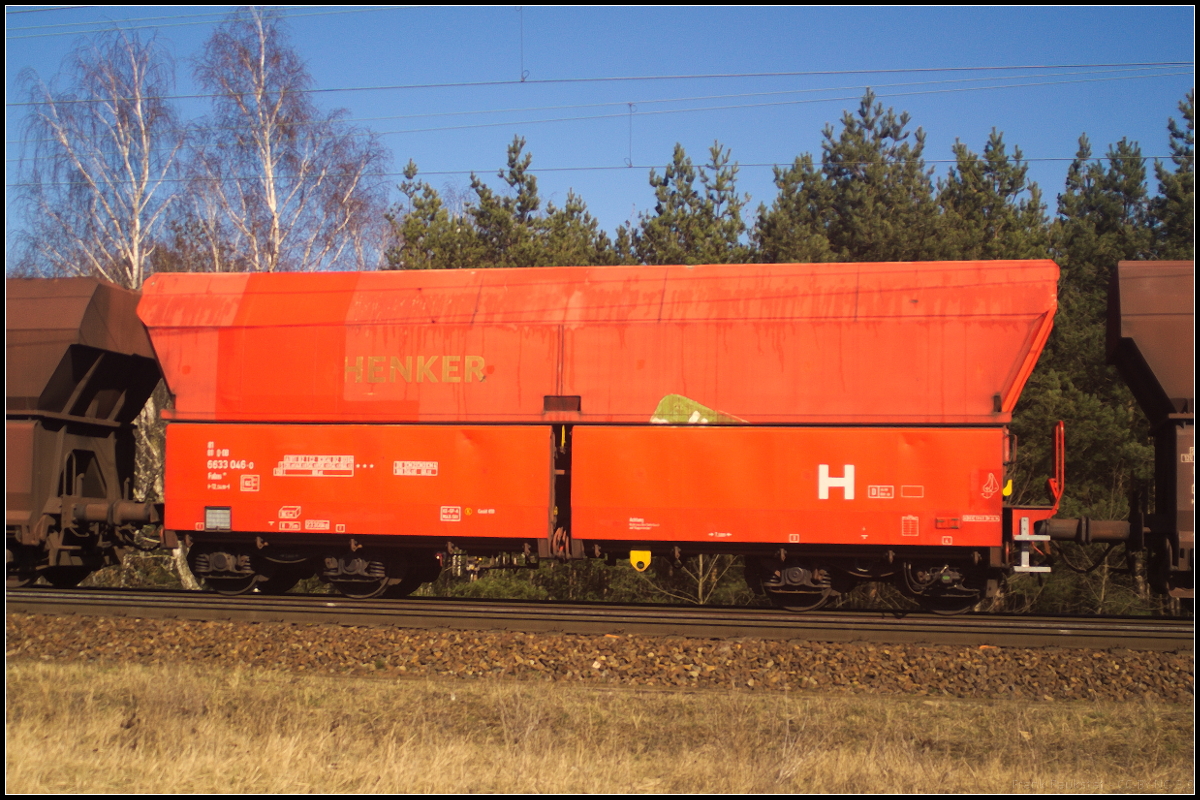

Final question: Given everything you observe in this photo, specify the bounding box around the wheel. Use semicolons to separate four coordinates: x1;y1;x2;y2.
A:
42;566;92;589
204;574;259;596
188;546;259;595
326;550;418;599
256;565;307;595
919;594;979;615
766;588;833;612
331;578;390;599
6;547;38;588
383;552;441;598
898;562;983;615
7;572;36;589
384;574;424;598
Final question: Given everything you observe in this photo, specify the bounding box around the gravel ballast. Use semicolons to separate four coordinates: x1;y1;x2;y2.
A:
7;612;1193;703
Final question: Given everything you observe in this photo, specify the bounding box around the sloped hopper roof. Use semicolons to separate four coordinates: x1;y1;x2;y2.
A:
1108;261;1195;421
139;260;1059;425
6;277;160;423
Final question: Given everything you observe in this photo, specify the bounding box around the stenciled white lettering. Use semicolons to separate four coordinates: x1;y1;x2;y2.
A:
818;464;856;500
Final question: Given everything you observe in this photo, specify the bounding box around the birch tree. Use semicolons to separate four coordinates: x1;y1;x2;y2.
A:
13;30;184;286
190;7;389;272
11;30;196;587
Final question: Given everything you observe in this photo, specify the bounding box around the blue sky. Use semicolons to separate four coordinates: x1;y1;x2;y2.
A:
5;6;1195;239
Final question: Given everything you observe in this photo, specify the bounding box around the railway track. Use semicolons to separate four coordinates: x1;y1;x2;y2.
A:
7;587;1192;651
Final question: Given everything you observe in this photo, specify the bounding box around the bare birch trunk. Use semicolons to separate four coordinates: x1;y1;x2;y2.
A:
135;383;199;590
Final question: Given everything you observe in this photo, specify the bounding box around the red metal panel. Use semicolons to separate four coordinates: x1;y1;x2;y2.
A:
139;261;1057;425
572;426;1005;547
164;424;553;539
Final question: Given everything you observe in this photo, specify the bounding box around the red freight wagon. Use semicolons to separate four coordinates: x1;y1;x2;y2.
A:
139;261;1061;608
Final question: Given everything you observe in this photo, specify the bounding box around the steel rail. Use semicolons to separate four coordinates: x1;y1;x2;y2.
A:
6;588;1192;651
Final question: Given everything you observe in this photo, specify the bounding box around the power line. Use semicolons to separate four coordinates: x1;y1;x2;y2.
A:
6;70;1193;169
362;72;1195;138
4;6;93;14
259;66;1194;127
6;61;1193;107
9;65;1183;149
5;6;405;40
6;8;260;32
5;6;322;32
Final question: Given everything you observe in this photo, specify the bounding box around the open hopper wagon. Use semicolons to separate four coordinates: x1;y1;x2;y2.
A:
138;261;1064;608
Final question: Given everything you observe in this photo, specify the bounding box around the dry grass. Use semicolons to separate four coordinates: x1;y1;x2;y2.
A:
6;661;1193;794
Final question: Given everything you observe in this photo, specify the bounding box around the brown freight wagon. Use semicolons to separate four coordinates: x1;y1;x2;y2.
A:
6;278;161;588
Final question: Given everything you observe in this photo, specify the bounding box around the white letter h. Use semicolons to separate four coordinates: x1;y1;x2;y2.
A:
818;464;855;500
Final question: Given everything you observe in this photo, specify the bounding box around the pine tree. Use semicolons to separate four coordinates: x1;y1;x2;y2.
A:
542;190;620;267
470;137;544;268
624;142;750;265
1009;135;1156;519
936;130;1050;259
384;138;614;270
383;161;481;270
754;153;835;263
1151;91;1195;259
756;90;940;263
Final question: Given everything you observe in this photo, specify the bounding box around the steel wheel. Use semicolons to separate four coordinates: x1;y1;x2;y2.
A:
384;575;425;598
7;572;36;589
919;594;979;615
766;588;833;612
331;578;391;599
7;547;38;588
256;566;306;595
42;566;92;589
204;574;259;596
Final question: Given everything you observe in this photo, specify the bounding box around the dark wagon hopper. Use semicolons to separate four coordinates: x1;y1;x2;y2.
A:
1108;261;1193;599
6;278;162;587
1041;260;1195;602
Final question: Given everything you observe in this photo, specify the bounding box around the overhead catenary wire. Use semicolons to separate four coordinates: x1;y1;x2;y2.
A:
4;6;405;40
10;64;1180;147
5;6;323;31
349;71;1198;139
6;61;1193;107
3;6;93;15
7;68;1190;159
